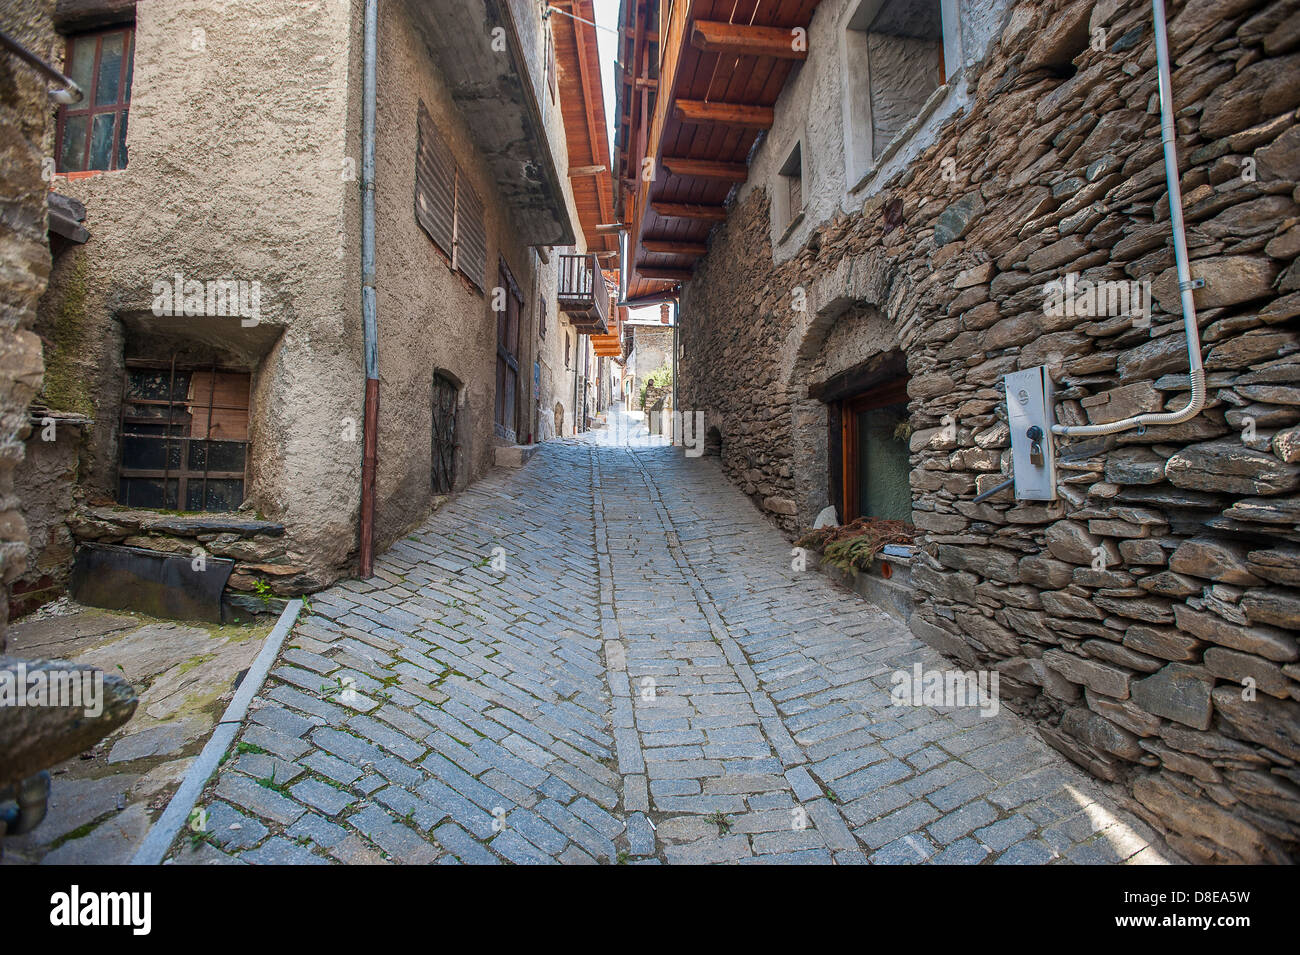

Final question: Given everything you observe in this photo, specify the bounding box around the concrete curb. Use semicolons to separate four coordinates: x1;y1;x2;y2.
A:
130;598;304;865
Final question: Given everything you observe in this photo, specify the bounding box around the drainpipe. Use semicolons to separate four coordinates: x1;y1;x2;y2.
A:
1050;0;1203;439
671;297;679;418
358;0;380;577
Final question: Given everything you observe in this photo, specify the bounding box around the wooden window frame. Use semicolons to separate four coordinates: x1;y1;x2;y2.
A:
117;358;250;513
545;22;557;103
837;377;908;524
55;23;133;173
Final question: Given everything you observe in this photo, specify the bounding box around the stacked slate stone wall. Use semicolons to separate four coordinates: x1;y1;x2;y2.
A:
0;1;57;649
679;0;1300;862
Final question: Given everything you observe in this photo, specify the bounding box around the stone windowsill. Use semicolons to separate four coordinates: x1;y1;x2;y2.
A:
777;209;807;247
848;83;952;198
70;505;286;539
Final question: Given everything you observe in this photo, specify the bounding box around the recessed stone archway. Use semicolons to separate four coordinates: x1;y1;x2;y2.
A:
783;248;913;530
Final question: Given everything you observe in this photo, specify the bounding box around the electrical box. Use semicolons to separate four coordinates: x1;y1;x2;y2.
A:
1004;365;1058;501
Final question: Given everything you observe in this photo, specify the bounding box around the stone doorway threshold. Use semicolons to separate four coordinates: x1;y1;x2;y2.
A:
1;599;276;864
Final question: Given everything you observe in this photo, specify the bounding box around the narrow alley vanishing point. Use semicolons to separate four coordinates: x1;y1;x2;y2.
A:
184;414;1172;865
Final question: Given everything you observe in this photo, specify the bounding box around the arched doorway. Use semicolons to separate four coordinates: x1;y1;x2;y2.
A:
782;249;914;529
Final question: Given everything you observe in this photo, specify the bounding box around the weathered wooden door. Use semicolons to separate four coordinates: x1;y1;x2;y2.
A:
431;371;457;493
495;261;522;441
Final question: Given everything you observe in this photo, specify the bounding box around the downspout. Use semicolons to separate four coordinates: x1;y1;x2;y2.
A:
1050;0;1204;439
671;297;679;418
359;0;380;577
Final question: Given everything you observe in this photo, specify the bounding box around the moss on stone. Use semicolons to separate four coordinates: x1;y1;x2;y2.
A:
39;255;95;417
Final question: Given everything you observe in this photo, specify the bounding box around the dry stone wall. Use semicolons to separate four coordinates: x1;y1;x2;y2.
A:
0;0;57;649
679;0;1300;863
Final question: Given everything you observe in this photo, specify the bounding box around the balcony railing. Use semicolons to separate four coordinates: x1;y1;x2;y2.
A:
557;253;610;334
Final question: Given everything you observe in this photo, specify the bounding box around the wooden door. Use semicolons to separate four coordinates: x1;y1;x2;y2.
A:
495;261;522;441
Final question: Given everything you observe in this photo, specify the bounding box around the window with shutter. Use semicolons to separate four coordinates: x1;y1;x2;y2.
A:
454;177;487;292
415;101;455;259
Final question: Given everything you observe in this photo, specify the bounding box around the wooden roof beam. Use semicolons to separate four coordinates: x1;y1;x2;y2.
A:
643;238;708;256
651;201;727;221
637;267;694;281
690;20;808;59
674;100;774;129
661;157;749;181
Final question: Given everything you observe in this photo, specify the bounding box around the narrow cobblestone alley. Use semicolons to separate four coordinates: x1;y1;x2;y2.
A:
177;410;1176;865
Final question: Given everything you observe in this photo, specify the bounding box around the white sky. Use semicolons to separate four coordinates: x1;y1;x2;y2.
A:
592;0;619;162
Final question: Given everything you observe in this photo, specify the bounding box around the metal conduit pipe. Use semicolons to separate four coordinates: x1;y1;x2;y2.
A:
0;27;83;103
1050;0;1205;439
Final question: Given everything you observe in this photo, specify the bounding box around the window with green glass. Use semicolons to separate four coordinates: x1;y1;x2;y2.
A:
56;24;134;173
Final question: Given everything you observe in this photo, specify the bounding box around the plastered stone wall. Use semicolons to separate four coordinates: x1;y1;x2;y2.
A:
0;0;57;648
30;0;360;595
679;0;1300;862
24;0;585;596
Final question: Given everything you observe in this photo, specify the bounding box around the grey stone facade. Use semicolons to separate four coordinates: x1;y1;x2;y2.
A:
0;0;57;648
678;0;1300;862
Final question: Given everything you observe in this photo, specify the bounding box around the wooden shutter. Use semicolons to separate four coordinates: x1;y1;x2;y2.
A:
187;371;251;440
455;177;487;292
415;101;455;258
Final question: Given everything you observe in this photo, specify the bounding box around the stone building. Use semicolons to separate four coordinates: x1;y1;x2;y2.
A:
0;0;59;646
11;0;614;611
624;304;675;411
616;0;1300;862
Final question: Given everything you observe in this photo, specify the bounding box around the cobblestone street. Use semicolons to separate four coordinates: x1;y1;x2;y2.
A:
177;413;1175;865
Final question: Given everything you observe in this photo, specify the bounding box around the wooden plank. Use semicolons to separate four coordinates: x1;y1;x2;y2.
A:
643;238;707;256
674;100;774;129
637;267;695;281
691;20;807;59
661;157;749;181
568;164;607;176
630;0;695;288
651;201;727;221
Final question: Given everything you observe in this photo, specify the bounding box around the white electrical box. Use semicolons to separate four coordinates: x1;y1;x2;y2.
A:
1004;365;1058;501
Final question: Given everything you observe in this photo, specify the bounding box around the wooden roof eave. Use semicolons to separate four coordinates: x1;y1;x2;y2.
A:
621;0;823;300
626;0;695;297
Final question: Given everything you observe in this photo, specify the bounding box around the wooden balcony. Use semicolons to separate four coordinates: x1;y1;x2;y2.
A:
557;253;611;334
